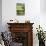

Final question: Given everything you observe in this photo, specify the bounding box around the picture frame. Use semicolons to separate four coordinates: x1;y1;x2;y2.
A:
16;3;25;15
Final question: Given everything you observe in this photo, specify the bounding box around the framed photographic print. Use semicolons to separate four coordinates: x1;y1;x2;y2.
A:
16;3;25;15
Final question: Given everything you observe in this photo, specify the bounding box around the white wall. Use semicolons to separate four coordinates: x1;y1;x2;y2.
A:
40;0;46;31
2;0;46;46
0;0;2;32
40;0;46;13
2;0;40;31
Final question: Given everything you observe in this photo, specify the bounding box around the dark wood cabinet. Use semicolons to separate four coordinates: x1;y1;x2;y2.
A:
7;23;34;46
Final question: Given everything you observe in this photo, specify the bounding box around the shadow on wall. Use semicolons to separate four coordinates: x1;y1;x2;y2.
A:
40;0;46;14
0;0;2;32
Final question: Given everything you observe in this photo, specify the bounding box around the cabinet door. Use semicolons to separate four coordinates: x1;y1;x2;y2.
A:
11;32;28;46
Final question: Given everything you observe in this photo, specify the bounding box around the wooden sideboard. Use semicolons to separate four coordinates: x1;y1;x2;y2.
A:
7;23;34;46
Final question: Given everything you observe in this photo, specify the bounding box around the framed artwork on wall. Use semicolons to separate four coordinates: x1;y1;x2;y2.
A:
16;3;25;15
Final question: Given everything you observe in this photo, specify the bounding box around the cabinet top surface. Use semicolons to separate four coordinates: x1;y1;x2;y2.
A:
7;23;34;25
